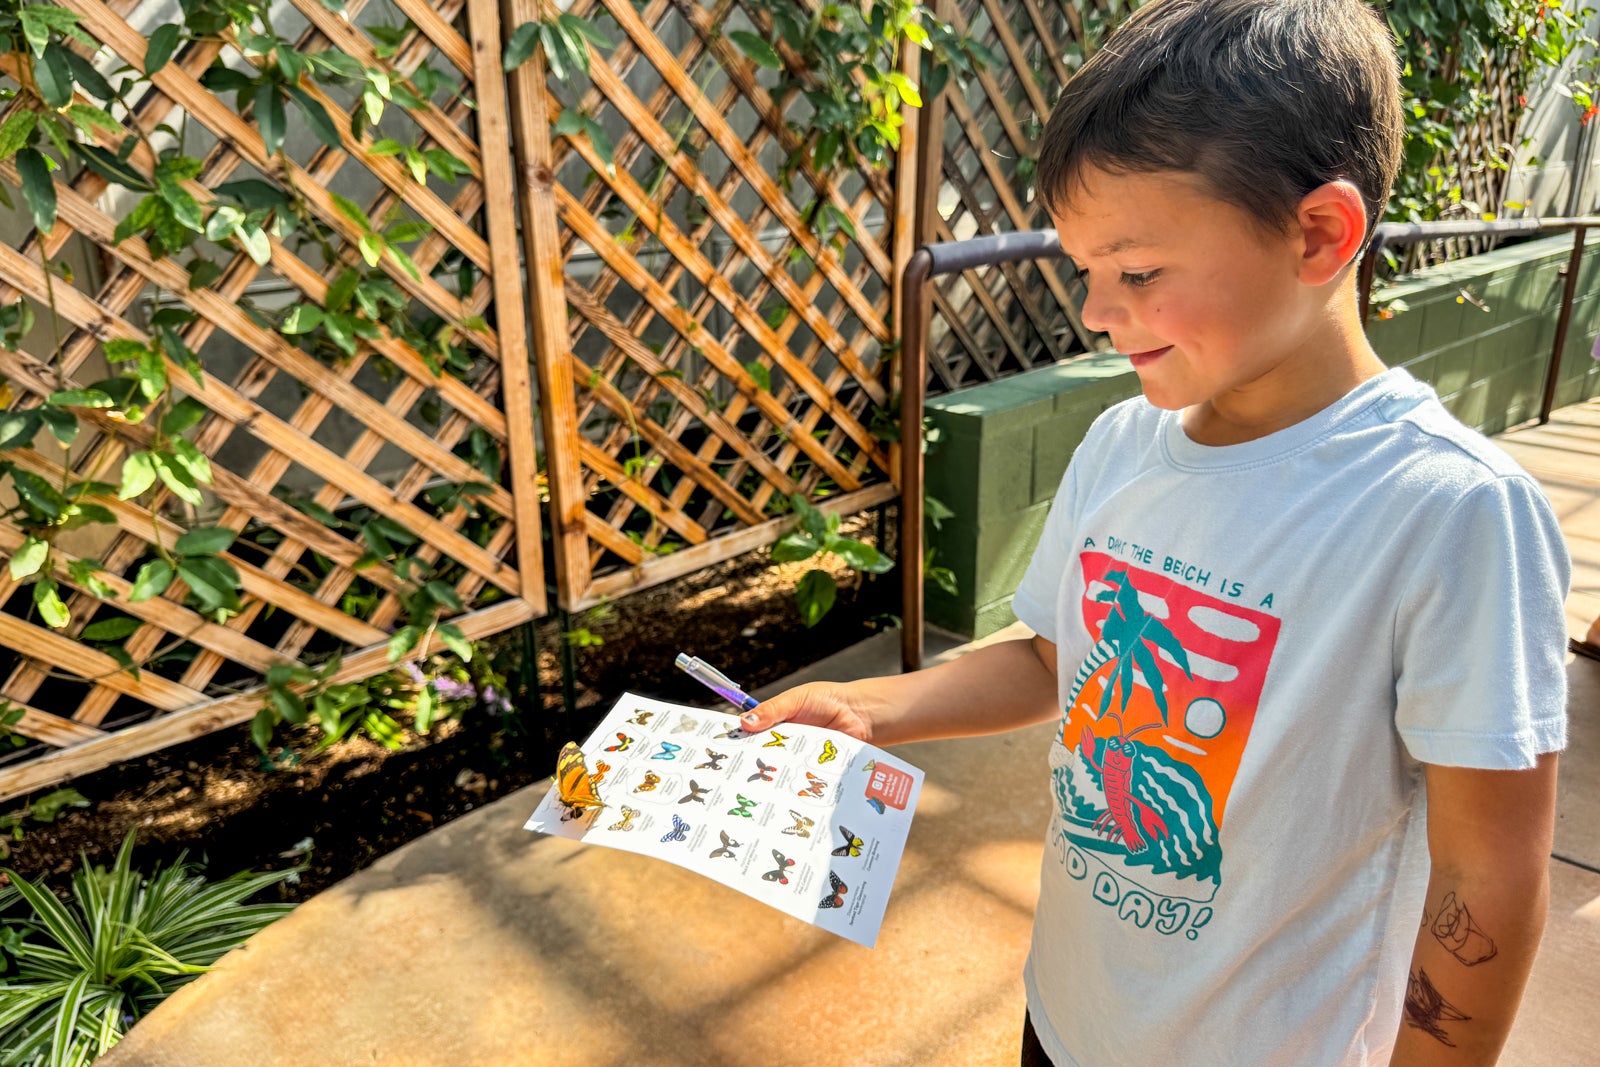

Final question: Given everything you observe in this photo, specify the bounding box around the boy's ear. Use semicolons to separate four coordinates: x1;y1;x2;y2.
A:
1295;181;1368;286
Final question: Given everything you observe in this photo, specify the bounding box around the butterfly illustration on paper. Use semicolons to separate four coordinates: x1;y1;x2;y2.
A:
590;760;611;789
652;741;682;760
634;771;661;793
696;750;727;771
554;743;606;821
762;849;795;884
728;794;758;818
818;871;848;909
818;739;838;765
673;714;700;734
782;810;815;837
747;758;776;783
715;725;750;740
866;798;886;814
763;731;788;748
661;814;690;843
710;831;741;859
604;732;633;752
831;825;864;858
628;709;655;726
679;780;710;804
796;772;827;799
608;806;641;832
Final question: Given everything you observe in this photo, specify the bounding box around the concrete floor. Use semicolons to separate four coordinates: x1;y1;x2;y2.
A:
100;401;1600;1067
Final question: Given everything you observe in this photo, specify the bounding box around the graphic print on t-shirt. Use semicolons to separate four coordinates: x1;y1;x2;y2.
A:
1050;550;1281;939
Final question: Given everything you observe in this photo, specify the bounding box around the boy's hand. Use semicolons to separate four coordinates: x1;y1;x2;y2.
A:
739;681;879;743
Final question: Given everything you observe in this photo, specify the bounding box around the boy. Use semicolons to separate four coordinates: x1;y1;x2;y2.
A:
740;1;1569;1063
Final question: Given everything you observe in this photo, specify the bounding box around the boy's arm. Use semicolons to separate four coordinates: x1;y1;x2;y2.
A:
1390;754;1559;1065
740;635;1060;746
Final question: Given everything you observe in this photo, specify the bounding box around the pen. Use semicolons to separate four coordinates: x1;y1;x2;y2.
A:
674;653;761;713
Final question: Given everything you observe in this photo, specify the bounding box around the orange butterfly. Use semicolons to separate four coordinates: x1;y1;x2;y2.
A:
555;742;605;820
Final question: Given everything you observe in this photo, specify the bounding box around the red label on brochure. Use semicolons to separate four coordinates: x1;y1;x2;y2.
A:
864;763;914;811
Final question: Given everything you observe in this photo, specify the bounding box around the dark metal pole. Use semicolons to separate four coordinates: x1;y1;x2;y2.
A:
557;608;578;715
1541;225;1587;425
1357;233;1383;326
899;249;933;674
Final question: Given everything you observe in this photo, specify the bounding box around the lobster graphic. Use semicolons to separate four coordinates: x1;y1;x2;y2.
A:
1080;714;1170;854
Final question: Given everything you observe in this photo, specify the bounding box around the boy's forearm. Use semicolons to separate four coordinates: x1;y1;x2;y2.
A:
850;636;1060;746
1390;864;1548;1065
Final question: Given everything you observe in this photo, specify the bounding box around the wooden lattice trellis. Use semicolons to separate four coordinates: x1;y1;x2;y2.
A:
506;0;920;611
0;0;543;799
913;0;1121;395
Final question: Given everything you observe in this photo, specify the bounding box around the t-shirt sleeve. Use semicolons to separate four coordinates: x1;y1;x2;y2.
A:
1011;452;1083;645
1393;474;1571;769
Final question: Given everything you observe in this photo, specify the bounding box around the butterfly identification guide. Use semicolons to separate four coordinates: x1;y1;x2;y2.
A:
523;692;924;948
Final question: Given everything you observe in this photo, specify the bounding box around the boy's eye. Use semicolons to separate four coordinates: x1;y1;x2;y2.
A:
1121;270;1161;287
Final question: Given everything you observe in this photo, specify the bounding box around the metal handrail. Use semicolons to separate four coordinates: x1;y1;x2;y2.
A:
899;217;1597;672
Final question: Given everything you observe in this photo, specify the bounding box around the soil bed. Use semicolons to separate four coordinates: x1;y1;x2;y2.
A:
0;513;900;903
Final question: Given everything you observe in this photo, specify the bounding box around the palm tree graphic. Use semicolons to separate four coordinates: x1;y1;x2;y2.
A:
1067;568;1194;726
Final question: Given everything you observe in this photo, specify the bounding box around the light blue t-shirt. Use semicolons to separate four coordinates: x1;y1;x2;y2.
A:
1011;369;1569;1067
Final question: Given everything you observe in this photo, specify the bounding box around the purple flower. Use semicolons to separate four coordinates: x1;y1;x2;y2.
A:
402;661;426;685
429;676;477;702
482;686;513;714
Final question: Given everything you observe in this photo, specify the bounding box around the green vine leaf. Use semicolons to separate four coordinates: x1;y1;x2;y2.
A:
503;21;540;71
0;111;39;162
174;525;236;556
794;568;836;627
729;30;782;70
118;450;157;500
34;42;74;109
127;558;174;602
32;577;69;628
145;23;182;76
15;148;57;235
9;536;49;581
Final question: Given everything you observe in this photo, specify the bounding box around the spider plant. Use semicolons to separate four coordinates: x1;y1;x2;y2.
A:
0;832;296;1066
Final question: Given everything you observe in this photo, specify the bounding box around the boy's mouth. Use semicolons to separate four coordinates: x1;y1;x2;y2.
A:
1126;345;1174;367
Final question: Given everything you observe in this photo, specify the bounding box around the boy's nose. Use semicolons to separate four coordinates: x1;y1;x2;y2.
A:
1077;281;1125;334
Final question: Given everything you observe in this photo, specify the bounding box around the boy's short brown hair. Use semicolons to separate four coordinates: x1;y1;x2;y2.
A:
1036;0;1404;237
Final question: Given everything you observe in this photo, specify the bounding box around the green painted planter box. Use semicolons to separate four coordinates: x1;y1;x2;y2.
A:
922;233;1600;639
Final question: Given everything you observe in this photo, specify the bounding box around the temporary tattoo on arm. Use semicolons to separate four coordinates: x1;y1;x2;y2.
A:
1405;967;1471;1046
1430;891;1499;966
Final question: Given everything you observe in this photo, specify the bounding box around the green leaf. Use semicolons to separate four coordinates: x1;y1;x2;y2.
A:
269;684;307;724
237;223;271;265
204;204;244;242
35;41;74;108
560;12;613;50
387;625;421;662
37;404;77;446
161;396;208;435
284;84;341;150
358;232;384;266
330;192;373;233
0;110;39;162
828;536;893;573
771;530;822;563
215;178;288;211
153;451;204;506
325;268;361;312
743;360;771;392
81;616;142;641
437;622;472;662
0;409;42;450
48;388;115;408
251;707;275;751
33;577;70;627
72;141;154;194
104;338;148;364
64;50;115;100
169;436;212;485
127;558;174;601
255;82;286;157
174;525;236;556
16;148;58;235
145;24;182;75
279;304;324;334
66;103;122;138
794;568;836;627
119;450;157;499
10;535;49;580
729;30;782;69
136;343;168;401
12;468;65;518
19;4;87;56
425;580;463;613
